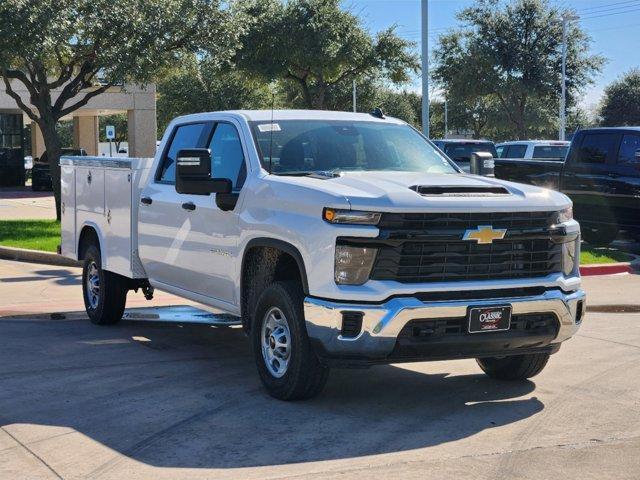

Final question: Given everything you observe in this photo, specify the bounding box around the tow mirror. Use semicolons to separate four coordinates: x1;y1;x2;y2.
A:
470;151;495;177
175;148;232;195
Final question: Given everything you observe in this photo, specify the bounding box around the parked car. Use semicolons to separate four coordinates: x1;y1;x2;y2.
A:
32;148;87;191
60;110;585;400
432;139;498;172
495;127;640;245
496;140;570;161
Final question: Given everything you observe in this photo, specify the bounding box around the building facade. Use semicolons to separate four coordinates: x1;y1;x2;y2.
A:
0;82;157;186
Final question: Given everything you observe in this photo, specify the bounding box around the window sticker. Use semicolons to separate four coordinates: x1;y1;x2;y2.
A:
257;123;281;133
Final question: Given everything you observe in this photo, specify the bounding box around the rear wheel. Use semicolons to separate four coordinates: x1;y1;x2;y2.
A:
477;353;550;380
252;281;329;400
582;224;618;246
82;244;128;325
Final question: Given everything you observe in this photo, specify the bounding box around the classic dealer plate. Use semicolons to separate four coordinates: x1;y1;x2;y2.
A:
468;305;512;333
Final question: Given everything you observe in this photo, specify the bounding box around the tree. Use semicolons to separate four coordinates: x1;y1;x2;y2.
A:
433;0;604;139
0;0;236;219
157;57;275;136
235;0;419;109
599;69;640;126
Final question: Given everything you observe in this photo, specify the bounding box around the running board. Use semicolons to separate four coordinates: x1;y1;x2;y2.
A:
121;305;241;326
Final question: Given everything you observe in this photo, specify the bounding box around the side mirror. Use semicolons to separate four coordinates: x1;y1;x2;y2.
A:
470;151;495;177
175;148;232;195
635;149;640;161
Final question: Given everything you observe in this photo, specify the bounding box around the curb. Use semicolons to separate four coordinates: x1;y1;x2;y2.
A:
580;262;638;276
0;245;80;267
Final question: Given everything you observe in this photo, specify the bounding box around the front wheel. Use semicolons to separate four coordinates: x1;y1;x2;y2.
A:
476;353;550;380
252;281;329;400
82;244;128;325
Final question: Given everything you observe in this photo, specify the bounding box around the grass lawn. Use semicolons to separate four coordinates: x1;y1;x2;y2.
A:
581;246;633;265
0;220;60;252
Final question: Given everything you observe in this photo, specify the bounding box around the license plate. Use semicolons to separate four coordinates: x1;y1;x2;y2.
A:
468;305;512;333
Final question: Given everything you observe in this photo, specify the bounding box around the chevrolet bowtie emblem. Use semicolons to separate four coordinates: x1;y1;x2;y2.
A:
462;225;507;244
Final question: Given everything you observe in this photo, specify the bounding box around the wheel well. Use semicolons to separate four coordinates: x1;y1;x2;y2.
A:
241;244;306;333
78;226;100;260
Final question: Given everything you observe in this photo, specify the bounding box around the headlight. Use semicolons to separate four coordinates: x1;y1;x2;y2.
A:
335;245;377;285
324;208;381;225
557;206;573;223
562;238;579;276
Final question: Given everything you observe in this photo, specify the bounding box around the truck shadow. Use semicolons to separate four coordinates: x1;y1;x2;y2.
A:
0;318;544;472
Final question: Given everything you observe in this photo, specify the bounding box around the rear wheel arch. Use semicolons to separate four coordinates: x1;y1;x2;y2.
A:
240;238;309;333
78;225;102;261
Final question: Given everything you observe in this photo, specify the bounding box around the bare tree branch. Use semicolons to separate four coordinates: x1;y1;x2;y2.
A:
58;83;112;118
0;73;39;124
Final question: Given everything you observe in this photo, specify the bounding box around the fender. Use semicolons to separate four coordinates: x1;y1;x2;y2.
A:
242;237;309;295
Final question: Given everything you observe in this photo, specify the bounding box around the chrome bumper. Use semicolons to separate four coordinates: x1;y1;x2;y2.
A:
304;289;586;359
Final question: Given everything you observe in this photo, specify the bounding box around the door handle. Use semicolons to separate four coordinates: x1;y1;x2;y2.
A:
182;202;196;211
140;196;153;205
607;173;618;178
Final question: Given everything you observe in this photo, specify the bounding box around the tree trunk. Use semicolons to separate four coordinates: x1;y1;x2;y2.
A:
39;118;63;221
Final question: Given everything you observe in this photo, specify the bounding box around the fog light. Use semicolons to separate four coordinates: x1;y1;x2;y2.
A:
335;245;377;285
562;238;578;276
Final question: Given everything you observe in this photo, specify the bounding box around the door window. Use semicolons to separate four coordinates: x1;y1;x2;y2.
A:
618;134;640;165
505;145;527;158
577;133;619;164
157;122;212;183
208;123;246;189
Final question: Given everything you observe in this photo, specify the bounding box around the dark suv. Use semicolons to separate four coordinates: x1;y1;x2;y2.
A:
32;148;87;191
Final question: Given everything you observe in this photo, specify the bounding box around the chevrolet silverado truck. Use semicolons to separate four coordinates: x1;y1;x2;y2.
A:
60;110;585;400
495;127;640;246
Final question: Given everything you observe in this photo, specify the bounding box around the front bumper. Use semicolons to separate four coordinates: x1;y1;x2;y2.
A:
304;288;585;364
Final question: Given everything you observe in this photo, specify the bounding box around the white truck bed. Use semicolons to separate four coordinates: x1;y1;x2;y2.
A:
60;156;154;279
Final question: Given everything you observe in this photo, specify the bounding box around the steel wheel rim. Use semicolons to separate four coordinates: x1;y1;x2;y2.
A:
261;307;291;378
86;261;100;309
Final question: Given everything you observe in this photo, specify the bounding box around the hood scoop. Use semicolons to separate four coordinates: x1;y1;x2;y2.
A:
410;185;510;197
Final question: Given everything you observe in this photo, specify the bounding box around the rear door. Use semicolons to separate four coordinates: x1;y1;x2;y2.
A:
607;133;640;229
561;132;622;226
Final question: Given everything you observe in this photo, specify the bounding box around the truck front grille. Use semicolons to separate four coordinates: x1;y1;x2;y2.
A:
367;210;562;283
371;238;562;283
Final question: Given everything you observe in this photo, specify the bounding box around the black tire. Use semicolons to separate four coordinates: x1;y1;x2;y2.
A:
31;184;40;192
82;244;128;325
476;353;550;380
252;281;329;400
582;225;618;246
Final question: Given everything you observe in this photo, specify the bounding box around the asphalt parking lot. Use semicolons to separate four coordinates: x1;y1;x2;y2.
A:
1;261;639;479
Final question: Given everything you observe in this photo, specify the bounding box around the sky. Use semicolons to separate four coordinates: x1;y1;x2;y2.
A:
346;0;640;112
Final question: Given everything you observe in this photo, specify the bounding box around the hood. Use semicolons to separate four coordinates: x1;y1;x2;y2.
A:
275;171;570;213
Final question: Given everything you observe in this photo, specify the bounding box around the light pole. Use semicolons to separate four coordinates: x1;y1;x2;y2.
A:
444;98;448;139
559;12;579;141
352;79;356;113
421;0;429;137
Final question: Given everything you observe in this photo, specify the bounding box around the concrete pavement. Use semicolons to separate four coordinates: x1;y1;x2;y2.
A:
0;188;56;220
1;259;639;479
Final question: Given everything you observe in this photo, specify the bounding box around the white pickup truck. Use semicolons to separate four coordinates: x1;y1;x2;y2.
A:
60;110;585;400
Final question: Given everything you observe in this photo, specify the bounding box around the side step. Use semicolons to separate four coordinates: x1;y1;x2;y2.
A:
121;305;241;326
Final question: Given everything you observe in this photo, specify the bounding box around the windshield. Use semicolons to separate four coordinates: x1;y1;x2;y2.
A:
249;120;457;175
443;143;498;162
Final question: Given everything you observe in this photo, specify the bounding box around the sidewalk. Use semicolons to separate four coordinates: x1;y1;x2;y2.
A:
0;258;189;317
0;187;56;220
